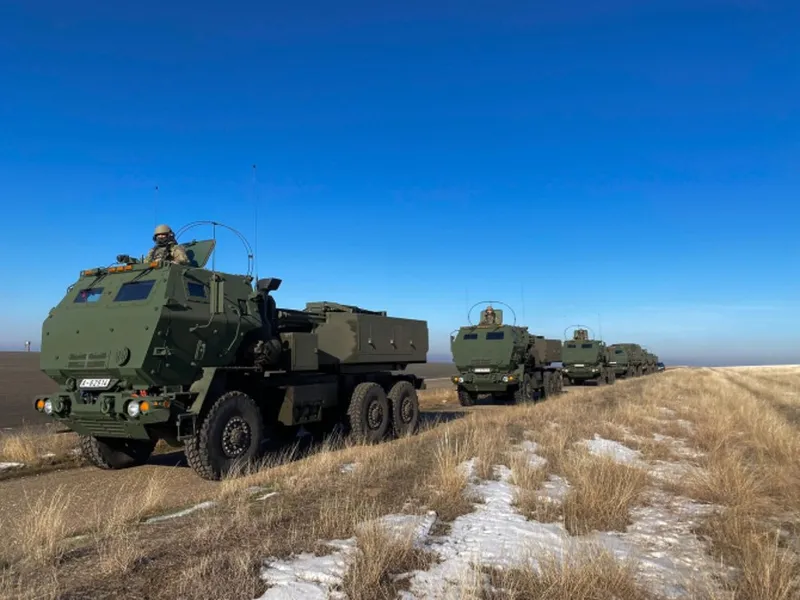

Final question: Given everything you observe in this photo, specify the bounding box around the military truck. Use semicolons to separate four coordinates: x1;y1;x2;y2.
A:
449;303;563;406
644;350;659;375
607;343;648;378
561;328;616;386
33;227;430;480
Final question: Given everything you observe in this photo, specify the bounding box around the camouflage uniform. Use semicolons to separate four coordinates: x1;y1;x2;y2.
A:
480;307;497;325
144;224;190;265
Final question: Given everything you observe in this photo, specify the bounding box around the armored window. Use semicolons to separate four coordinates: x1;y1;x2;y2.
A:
114;280;156;302
187;282;207;299
566;343;576;348
74;288;104;303
581;343;593;349
463;333;478;340
486;331;505;340
615;350;624;354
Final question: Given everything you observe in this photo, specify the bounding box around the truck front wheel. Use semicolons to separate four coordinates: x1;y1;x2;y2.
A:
80;435;155;470
185;390;265;481
388;380;420;438
347;382;390;444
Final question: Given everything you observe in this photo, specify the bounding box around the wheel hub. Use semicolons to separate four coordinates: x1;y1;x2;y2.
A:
400;397;414;422
221;416;251;458
367;399;384;429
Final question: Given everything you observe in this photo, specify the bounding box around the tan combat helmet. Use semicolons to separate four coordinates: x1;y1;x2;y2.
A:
153;224;175;243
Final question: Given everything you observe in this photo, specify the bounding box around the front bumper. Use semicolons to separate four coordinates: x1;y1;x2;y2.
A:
33;390;176;440
562;365;601;380
451;371;519;393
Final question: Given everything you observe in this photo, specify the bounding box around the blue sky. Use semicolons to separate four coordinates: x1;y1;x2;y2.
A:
1;0;798;364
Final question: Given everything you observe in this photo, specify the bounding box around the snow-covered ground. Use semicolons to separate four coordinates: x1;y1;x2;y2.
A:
254;424;732;599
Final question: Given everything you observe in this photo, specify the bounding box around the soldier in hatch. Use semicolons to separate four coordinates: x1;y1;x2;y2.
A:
480;305;497;325
144;224;190;265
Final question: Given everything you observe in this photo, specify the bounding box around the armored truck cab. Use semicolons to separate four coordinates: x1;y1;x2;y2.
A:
450;307;563;406
561;329;616;386
33;236;430;480
607;343;646;378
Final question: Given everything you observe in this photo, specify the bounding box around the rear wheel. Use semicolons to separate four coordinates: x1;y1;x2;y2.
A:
388;380;420;438
347;382;391;444
185;390;265;481
80;435;155;470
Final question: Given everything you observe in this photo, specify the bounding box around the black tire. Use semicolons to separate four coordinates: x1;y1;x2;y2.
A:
513;374;535;404
537;373;549;402
388;380;420;438
80;435;155;470
457;388;476;407
184;390;265;481
347;382;391;444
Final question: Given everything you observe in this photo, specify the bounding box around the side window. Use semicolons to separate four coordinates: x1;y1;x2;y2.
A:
486;331;505;340
581;343;593;349
463;333;478;340
74;288;104;303
186;281;207;299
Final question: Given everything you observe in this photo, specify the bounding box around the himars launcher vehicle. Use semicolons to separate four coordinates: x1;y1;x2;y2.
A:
606;343;660;378
561;328;616;386
32;223;430;481
449;303;563;406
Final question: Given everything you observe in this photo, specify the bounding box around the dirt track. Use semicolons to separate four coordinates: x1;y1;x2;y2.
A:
0;353;58;431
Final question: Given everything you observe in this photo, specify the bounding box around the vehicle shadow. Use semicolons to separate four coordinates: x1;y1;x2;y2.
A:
146;408;469;471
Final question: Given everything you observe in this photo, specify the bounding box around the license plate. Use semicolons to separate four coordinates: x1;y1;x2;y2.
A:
574;364;584;367
473;367;491;373
79;378;111;389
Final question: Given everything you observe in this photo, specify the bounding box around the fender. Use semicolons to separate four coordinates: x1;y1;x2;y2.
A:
188;367;228;415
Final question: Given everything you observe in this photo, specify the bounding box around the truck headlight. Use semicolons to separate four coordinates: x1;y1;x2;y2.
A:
502;376;509;382
44;399;54;415
126;401;141;418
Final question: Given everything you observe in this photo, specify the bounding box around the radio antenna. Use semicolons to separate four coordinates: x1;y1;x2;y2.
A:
153;185;159;228
598;312;603;341
252;164;259;283
521;283;526;324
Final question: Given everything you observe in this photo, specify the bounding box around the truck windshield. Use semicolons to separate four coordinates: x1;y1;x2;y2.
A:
486;332;505;340
114;280;156;302
74;288;104;303
581;343;593;349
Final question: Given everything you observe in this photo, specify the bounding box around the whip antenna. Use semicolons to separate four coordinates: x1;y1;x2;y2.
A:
153;185;159;228
252;164;259;283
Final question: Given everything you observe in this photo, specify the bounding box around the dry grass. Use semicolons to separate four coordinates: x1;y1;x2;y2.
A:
662;368;800;600
485;546;655;600
561;451;649;535
1;368;799;598
0;427;80;472
339;520;438;600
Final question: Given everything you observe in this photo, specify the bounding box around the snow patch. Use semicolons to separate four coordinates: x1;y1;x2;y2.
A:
0;462;24;471
581;434;643;465
339;462;357;474
258;511;437;599
402;443;728;599
143;501;216;524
